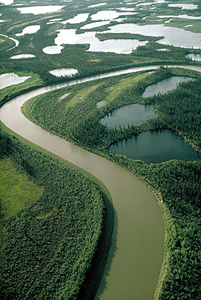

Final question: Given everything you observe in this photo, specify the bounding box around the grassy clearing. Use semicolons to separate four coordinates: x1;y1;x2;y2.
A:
0;35;15;52
0;158;43;219
106;72;151;102
65;83;100;108
0;128;106;299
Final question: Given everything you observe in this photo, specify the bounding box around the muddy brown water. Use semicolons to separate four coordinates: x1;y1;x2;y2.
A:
1;65;201;299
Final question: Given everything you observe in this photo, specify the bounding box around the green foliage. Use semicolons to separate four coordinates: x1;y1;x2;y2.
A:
23;66;201;299
0;73;44;108
116;158;201;300
0;131;104;299
0;35;15;52
0;158;43;219
144;76;201;152
0;129;12;158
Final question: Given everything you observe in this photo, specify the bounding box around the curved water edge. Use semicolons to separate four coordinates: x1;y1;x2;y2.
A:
0;33;19;51
1;64;201;299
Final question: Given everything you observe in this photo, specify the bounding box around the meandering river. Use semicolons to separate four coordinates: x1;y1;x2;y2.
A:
1;65;200;299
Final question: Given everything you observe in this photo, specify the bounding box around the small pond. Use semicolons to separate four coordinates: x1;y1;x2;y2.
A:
49;68;78;77
185;53;201;62
109;129;200;163
156;48;169;51
10;54;36;59
142;76;193;98
62;13;89;24
100;104;155;129
90;10;136;21
96;100;106;108
168;4;198;10
16;25;40;36
43;45;64;55
117;7;136;11
0;73;30;89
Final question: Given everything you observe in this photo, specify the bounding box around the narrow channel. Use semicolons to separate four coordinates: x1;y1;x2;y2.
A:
1;65;200;299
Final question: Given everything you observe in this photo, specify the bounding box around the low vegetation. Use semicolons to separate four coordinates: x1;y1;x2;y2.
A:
0;35;15;52
0;129;105;299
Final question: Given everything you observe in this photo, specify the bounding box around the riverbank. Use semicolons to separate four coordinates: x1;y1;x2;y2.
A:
1;64;200;299
0;66;166;299
0;127;107;299
21;64;201;299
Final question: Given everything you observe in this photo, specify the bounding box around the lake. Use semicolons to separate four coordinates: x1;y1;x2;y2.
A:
62;13;89;24
54;29;147;54
100;104;155;129
108;23;201;48
168;4;198;10
16;25;40;36
49;68;78;77
16;6;64;15
0;73;30;89
109;129;200;163
142;76;193;98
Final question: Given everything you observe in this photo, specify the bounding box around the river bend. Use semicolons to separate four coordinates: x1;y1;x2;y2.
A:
1;65;200;300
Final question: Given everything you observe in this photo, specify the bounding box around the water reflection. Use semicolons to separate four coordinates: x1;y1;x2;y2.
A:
109;130;200;163
143;76;193;98
43;45;64;55
62;13;89;24
54;29;147;54
17;6;64;15
90;10;136;21
16;25;40;36
108;23;201;48
168;4;198;10
185;53;201;62
49;68;78;77
97;100;106;108
0;73;30;89
0;0;13;5
10;54;35;59
100;104;155;129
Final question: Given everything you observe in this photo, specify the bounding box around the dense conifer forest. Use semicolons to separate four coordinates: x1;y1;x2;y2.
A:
0;129;105;299
1;0;201;298
23;67;201;299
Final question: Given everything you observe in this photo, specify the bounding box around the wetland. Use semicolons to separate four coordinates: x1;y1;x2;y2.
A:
0;0;201;299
